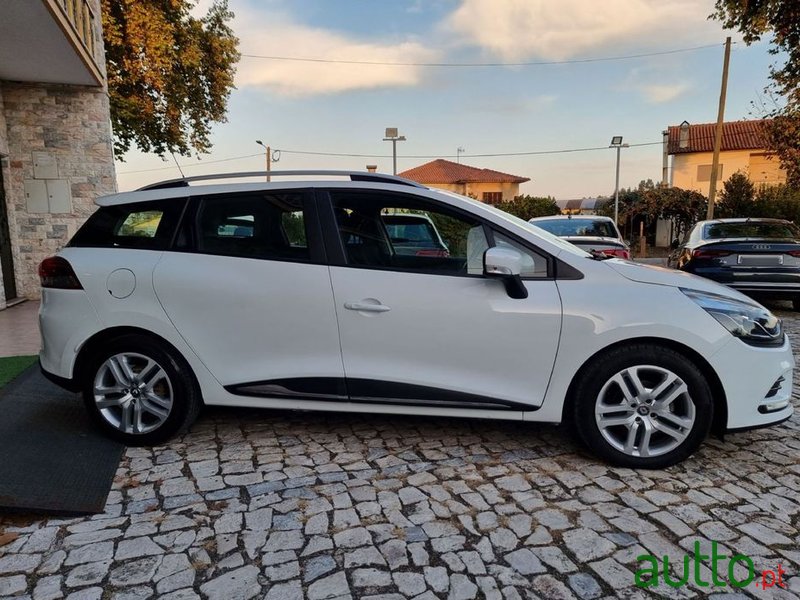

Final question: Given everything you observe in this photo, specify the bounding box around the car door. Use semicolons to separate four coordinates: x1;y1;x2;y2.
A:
153;189;346;398
323;189;562;413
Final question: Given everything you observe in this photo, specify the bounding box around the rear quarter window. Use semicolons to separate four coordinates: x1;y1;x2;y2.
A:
69;199;186;250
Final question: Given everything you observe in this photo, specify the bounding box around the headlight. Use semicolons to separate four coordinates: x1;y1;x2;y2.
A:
681;288;783;346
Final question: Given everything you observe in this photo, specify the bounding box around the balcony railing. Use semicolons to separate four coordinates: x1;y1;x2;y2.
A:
58;0;97;60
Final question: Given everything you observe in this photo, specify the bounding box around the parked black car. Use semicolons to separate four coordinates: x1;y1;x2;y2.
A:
668;218;800;309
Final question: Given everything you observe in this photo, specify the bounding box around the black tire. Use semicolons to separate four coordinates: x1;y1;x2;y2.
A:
792;297;800;312
571;344;713;469
81;334;201;446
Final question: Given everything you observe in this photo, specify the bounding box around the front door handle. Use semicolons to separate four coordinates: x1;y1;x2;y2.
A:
344;301;391;313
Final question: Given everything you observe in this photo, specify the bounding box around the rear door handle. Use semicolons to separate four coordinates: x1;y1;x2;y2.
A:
344;301;391;313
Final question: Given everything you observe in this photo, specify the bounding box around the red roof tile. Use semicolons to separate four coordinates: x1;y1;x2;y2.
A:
667;119;770;154
399;159;530;184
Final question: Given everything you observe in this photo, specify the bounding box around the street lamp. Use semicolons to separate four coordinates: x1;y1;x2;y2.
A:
382;128;406;175
609;136;629;226
255;140;280;182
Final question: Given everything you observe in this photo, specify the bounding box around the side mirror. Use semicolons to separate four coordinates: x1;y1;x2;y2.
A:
484;246;522;277
670;239;679;250
484;247;528;299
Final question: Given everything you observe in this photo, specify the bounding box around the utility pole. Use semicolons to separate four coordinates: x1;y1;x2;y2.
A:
707;37;732;220
383;128;406;175
457;147;465;164
255;140;273;182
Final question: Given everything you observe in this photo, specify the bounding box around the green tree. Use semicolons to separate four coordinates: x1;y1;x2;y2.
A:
712;1;800;184
101;0;240;157
495;195;560;221
763;108;800;186
756;184;800;222
599;186;707;240
641;187;708;240
717;172;757;217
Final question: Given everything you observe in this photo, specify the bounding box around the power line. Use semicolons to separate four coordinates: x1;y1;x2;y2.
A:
275;142;664;159
240;43;725;68
117;152;264;175
116;132;760;175
117;143;659;174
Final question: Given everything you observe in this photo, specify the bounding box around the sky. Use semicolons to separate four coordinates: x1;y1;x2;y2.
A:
115;0;781;200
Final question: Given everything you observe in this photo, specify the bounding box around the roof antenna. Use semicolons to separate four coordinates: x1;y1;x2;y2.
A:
170;152;186;178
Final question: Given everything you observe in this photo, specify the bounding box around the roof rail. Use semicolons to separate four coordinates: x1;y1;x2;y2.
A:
137;170;426;191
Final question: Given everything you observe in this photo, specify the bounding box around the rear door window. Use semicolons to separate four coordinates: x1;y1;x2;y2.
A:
69;199;186;250
196;192;311;261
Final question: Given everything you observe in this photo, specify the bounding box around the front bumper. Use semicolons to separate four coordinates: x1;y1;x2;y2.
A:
712;334;795;430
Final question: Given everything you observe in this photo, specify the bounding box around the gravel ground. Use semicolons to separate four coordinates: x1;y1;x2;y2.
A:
1;305;799;600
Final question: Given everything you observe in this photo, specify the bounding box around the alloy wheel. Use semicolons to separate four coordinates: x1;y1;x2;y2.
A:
93;352;173;434
594;365;696;458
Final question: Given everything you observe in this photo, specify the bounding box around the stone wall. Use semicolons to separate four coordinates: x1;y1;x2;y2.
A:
0;81;116;300
0;82;8;307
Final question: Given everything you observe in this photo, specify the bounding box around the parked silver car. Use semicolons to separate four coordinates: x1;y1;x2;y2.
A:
529;215;630;259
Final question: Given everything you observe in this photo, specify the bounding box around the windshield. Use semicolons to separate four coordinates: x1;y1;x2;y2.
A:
532;218;617;238
704;221;800;240
437;191;590;258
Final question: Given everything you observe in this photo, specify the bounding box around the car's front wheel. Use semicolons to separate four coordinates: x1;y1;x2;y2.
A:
82;334;201;446
572;344;713;468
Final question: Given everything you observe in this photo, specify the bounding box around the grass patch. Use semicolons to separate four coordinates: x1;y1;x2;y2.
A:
0;355;37;390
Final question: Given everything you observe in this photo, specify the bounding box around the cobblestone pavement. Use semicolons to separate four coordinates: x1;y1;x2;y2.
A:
1;307;800;600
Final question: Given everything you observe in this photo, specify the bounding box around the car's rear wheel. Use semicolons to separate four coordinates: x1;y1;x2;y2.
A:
791;296;800;312
82;334;201;446
572;344;713;468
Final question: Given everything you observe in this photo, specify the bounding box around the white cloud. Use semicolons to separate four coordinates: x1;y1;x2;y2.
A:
445;0;723;61
234;9;439;97
639;82;691;103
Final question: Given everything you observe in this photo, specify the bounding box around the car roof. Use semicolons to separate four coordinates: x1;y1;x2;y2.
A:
98;171;431;207
695;217;791;226
529;215;613;222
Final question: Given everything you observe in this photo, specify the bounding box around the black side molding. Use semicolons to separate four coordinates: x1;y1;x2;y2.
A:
225;377;532;412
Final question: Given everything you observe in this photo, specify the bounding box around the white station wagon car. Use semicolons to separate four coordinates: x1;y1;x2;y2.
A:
38;171;794;468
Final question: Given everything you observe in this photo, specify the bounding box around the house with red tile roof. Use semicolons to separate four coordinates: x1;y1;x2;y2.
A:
666;119;785;192
399;159;530;204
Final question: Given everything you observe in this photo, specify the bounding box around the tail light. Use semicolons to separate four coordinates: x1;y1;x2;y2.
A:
39;257;83;289
787;250;800;257
692;249;731;259
415;249;450;257
599;248;630;259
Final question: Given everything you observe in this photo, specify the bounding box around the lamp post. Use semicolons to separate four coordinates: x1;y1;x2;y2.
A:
255;140;277;182
457;147;465;164
609;136;629;226
382;128;406;175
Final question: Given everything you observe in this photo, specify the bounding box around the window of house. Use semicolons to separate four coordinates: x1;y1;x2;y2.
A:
197;193;309;261
482;192;503;204
696;164;723;182
332;192;488;276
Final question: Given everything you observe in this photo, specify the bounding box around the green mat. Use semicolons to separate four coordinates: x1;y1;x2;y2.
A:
0;355;37;389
